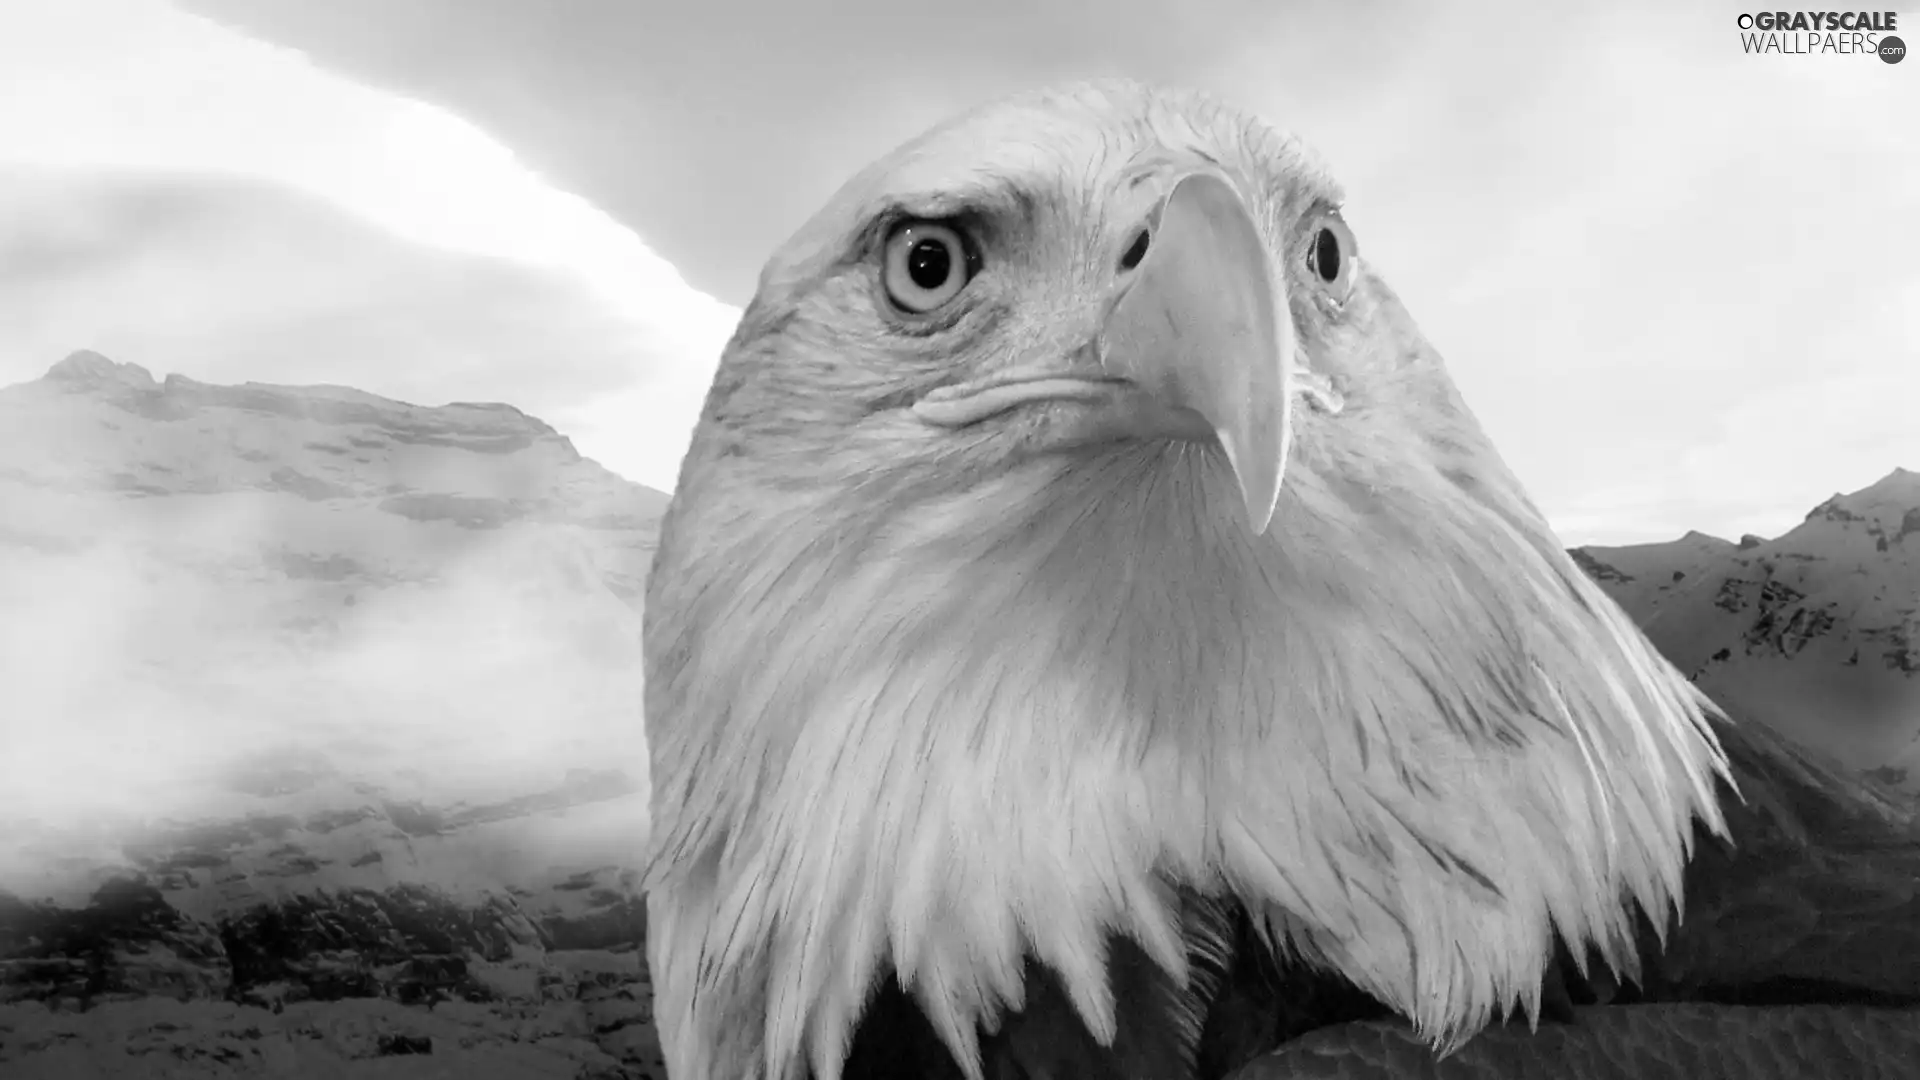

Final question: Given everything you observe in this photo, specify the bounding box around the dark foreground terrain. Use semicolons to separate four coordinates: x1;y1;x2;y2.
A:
0;761;663;1079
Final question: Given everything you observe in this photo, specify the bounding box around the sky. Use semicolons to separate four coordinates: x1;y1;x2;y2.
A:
1;0;1917;544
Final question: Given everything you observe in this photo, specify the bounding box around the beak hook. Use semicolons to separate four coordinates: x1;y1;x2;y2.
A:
1101;172;1295;535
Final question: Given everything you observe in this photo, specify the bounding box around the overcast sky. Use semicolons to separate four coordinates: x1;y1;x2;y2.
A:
1;0;1915;544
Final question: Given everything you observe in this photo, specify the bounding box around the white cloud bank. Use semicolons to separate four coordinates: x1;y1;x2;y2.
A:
0;0;738;492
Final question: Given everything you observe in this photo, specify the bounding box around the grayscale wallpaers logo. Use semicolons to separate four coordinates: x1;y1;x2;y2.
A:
1735;10;1904;61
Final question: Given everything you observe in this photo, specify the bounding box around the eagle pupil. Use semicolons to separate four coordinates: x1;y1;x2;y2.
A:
907;239;953;290
1312;228;1341;282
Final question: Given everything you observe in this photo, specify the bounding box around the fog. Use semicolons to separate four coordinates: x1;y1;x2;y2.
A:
0;362;657;897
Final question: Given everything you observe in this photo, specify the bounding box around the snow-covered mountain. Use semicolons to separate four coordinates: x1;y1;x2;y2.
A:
1573;468;1920;793
0;352;667;1077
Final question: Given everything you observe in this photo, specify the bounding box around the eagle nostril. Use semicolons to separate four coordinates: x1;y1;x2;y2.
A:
1118;228;1151;272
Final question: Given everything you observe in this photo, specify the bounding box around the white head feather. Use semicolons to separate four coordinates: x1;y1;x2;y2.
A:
642;80;1732;1080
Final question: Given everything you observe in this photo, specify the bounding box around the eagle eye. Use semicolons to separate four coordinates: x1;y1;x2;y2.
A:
883;220;977;314
1305;213;1358;301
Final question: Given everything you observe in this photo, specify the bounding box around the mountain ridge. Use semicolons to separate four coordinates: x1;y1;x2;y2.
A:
40;350;563;437
1572;464;1920;791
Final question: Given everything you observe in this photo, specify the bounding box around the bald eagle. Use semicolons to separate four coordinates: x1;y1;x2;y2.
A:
642;81;1920;1080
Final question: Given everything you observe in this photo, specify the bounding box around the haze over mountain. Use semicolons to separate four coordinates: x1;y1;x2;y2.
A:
0;351;667;1077
0;351;1912;1076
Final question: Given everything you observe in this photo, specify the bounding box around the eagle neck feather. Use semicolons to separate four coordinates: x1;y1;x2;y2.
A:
644;442;1732;1080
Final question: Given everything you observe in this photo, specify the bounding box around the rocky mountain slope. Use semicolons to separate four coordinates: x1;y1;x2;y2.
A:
0;352;666;1077
1573;467;1920;793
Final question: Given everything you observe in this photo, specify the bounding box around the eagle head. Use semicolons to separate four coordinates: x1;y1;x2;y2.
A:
642;80;1731;1080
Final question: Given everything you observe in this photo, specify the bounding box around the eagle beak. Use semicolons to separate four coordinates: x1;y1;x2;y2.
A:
1100;172;1294;536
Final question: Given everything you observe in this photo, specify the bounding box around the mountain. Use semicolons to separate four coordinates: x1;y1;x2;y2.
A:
1572;468;1920;793
0;353;667;1077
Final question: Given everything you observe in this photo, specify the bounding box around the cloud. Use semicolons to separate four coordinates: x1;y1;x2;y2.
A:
0;168;717;490
183;0;1327;302
0;0;740;491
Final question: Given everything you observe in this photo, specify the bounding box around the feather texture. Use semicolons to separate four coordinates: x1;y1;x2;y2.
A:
643;80;1734;1080
1210;704;1920;1079
1631;712;1920;1007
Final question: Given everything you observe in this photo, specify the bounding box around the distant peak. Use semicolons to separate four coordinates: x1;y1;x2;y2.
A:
1870;466;1919;491
45;350;156;389
1800;468;1920;526
1737;533;1765;550
1680;529;1732;546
